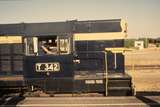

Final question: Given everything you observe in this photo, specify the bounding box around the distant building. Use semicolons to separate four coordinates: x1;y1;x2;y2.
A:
134;40;144;49
124;38;148;49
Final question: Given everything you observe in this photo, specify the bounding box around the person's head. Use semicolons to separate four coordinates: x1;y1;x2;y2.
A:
48;39;52;43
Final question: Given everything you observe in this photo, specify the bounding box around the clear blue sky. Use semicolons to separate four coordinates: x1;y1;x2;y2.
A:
0;0;160;38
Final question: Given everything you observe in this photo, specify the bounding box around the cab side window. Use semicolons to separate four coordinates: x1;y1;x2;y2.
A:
59;38;70;54
24;37;38;56
24;36;71;56
39;37;57;55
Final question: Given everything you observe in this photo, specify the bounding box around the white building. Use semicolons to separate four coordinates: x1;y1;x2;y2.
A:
134;40;144;49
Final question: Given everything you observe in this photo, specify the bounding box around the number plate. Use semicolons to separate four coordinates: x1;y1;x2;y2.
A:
36;62;60;72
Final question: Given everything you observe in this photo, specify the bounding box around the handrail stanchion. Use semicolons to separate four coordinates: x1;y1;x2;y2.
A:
105;51;108;96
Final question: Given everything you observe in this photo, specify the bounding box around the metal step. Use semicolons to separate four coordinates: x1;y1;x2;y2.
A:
108;79;131;87
108;86;132;96
107;73;134;96
108;87;131;90
108;89;133;96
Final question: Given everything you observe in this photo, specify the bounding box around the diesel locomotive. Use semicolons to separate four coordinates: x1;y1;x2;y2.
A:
0;19;134;96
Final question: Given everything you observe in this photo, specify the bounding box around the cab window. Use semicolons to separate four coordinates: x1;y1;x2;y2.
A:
59;38;70;54
38;36;58;55
24;36;70;56
24;37;38;56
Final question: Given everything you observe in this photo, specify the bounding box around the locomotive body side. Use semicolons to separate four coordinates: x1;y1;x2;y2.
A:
0;19;134;96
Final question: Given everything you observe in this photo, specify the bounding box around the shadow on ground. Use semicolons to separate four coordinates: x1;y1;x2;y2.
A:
136;91;160;96
136;91;160;107
0;95;25;106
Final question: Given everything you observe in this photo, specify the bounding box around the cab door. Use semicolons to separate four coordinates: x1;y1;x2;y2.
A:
105;48;125;73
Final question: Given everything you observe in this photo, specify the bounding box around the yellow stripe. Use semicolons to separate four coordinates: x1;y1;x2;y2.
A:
0;36;22;44
74;32;127;41
105;48;133;53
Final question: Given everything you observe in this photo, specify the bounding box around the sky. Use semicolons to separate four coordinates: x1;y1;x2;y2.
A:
0;0;160;38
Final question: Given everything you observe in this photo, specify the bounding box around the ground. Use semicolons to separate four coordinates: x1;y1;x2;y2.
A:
125;47;160;92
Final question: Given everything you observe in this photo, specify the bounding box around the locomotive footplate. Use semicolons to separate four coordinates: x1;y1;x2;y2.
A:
73;73;134;96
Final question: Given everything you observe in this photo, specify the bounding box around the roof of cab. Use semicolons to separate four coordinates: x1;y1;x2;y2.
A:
0;19;124;36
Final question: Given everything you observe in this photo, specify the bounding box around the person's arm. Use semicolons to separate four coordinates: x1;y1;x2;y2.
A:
41;45;55;54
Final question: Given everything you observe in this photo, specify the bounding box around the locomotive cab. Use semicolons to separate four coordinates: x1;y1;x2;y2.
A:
24;35;75;92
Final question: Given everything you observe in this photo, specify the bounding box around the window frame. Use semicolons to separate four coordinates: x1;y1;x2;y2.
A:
59;36;71;55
